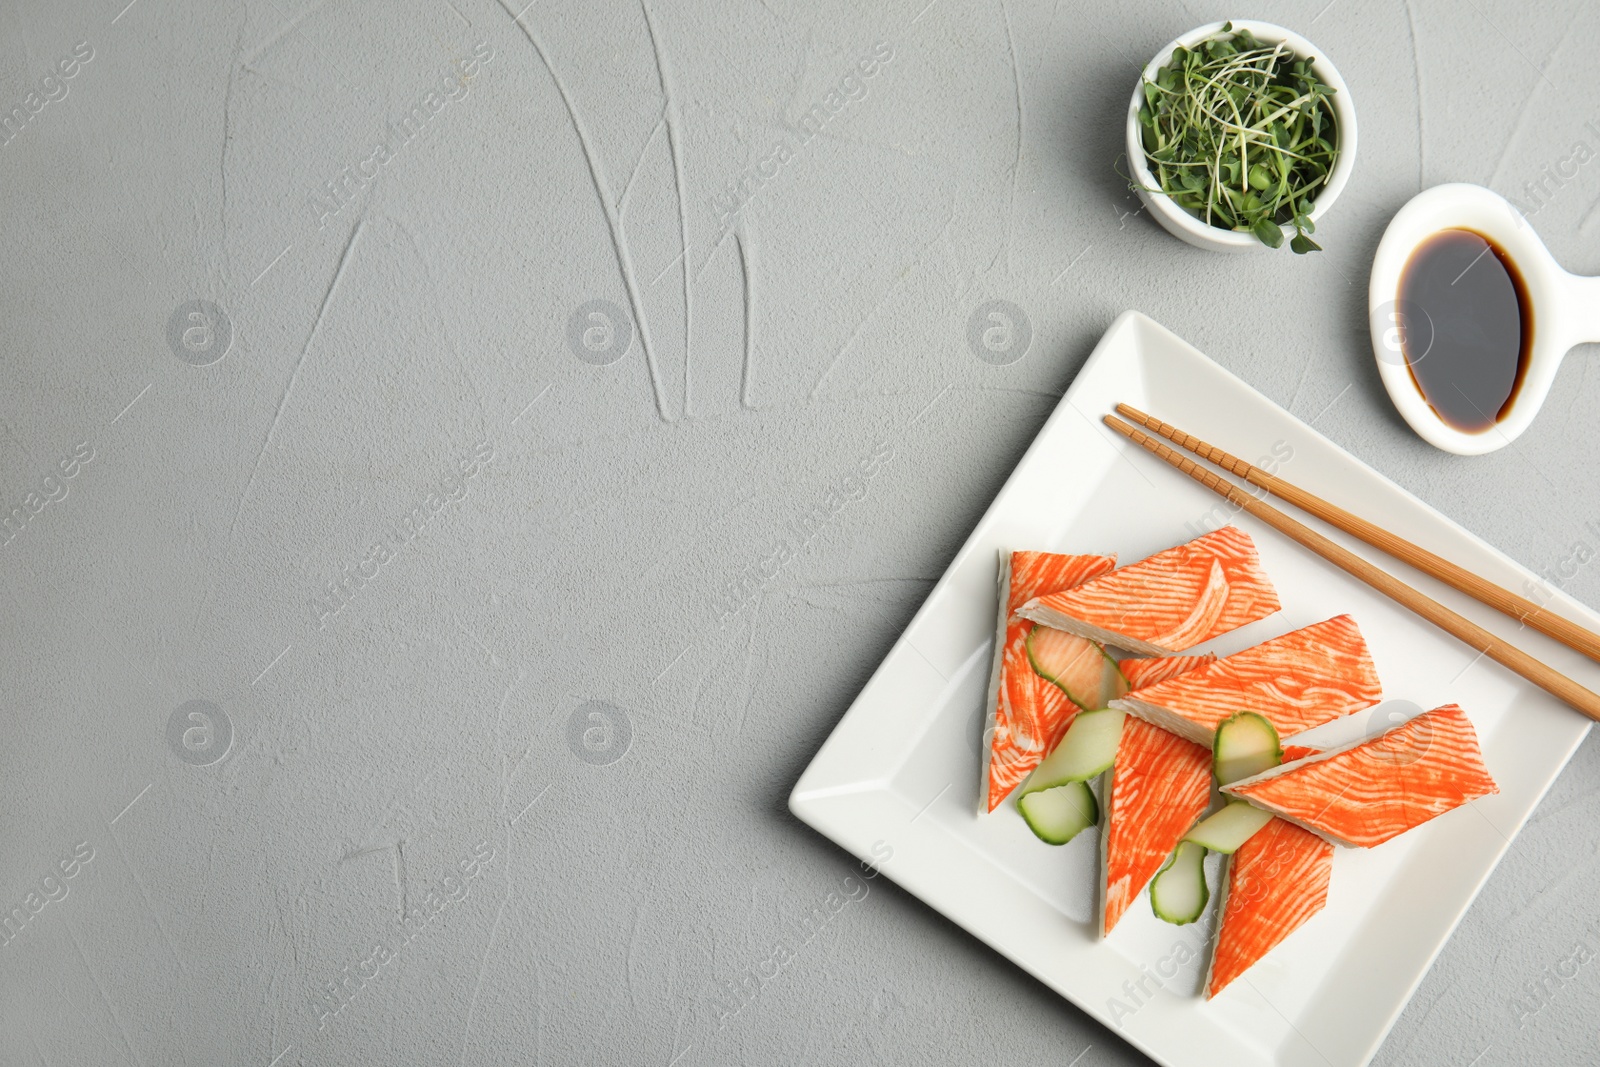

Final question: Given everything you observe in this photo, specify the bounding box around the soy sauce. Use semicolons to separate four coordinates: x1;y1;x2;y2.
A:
1397;228;1533;433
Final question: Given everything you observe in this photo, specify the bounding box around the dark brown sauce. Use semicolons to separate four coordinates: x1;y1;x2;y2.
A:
1396;228;1533;433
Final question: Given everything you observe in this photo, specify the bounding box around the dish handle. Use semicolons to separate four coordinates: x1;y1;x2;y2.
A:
1559;271;1600;348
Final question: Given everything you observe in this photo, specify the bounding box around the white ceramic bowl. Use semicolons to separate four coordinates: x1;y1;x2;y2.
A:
1126;20;1358;253
1369;183;1600;455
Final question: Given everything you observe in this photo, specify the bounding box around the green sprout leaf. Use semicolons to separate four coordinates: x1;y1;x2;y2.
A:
1252;218;1285;248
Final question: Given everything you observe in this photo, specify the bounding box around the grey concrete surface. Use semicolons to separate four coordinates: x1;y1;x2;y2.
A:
3;0;1599;1064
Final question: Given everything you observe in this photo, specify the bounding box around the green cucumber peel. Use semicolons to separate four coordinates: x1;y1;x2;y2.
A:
1102;648;1131;702
1017;780;1098;845
1213;711;1283;787
1150;840;1210;925
1183;800;1274;854
1025;626;1102;711
1023;708;1126;792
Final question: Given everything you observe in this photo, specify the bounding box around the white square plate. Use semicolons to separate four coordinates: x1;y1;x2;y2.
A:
789;311;1598;1067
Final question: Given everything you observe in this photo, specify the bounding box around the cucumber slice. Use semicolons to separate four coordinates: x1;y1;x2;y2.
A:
1017;780;1099;845
1213;711;1283;786
1025;626;1099;710
1149;840;1209;924
1101;648;1132;702
1183;800;1275;854
1023;708;1126;790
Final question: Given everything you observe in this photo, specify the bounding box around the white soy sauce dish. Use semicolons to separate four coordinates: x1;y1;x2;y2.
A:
1370;182;1600;455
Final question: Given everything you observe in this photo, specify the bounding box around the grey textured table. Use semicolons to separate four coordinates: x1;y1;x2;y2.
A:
4;0;1599;1064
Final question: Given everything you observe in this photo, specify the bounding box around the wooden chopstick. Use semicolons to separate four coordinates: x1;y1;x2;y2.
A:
1116;402;1600;666
1103;413;1600;724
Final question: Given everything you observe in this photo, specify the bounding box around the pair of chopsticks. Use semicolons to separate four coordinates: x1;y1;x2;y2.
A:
1105;404;1600;723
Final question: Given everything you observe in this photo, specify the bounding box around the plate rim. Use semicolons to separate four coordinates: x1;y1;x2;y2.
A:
789;309;1596;1067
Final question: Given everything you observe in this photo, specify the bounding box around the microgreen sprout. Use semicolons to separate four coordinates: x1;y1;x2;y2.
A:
1134;24;1339;253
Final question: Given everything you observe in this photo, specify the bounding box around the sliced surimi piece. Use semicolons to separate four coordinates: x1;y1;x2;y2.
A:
980;551;1116;813
1100;716;1213;937
1117;653;1216;691
1016;527;1280;655
1223;703;1498;848
1111;615;1383;747
1205;818;1334;997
